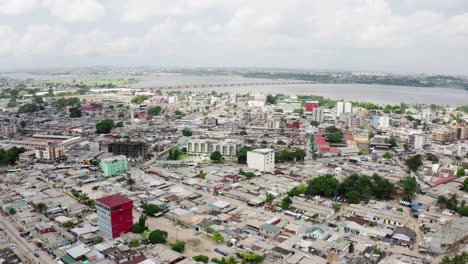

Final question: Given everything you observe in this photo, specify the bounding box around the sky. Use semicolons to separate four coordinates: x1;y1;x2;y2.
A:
0;0;468;75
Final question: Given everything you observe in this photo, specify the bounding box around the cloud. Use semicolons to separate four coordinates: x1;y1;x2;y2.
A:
0;0;37;15
42;0;105;22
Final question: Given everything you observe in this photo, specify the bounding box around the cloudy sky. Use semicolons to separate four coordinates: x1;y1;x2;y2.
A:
1;0;468;75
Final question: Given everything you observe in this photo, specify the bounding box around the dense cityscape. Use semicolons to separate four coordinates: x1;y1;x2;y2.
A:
0;71;466;264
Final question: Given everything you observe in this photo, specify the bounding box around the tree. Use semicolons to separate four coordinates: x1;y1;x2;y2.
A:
182;128;192;137
240;130;247;136
210;151;223;163
437;195;448;209
265;193;274;205
62;221;75;228
168;148;181;160
349;243;355;253
310;120;320;127
95;119;114;134
148;229;168;244
20;120;26;128
69;109;82;118
312;152;318;160
237;146;251;164
280;196;292;209
141;203;164;216
371;173;395;200
212;257;239;264
170;241;185;252
35;202;47;214
345;191;361;204
307;175;339;197
464;178;468;192
382;152;393;159
131;96;148;104
368;131;375;139
9;208;16;215
426;153;439;163
18;103;40;113
127;177;136;190
211;232;224;243
406;155;423;172
332;203;341;211
132;223;145;234
400;176;417;201
327;133;342;143
129;238;140;247
239;252;264;263
388;137;397;148
439;252;468;264
115;121;124;127
192;255;209;263
148;106;162;116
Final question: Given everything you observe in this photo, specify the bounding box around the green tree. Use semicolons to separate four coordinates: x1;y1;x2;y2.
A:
239;252;264;263
310;120;320;127
127;177;136;190
129;238;140;247
35;202;47;214
115;121;124;127
62;221;75;228
210;151;223;163
265;193;274;205
327;133;342;143
456;167;465;177
192;255;209;263
463;178;468;192
388;137;397;148
349;243;354;253
307;175;339;197
131;96;148;104
182;128;192;137
211;231;224;243
280;196;292;209
132;223;145;234
170;241;185;252
439;252;468;264
69;109;82;118
237;146;251;164
400;176;417;201
148;106;162;116
382;152;393;159
95;119;114;134
18;103;40;113
168;148;181;160
426;153;439;163
345;191;361;204
406;155;423;172
148;229;168;244
141;203;164;216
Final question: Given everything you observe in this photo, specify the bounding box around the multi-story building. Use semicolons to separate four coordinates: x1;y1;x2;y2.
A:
372;115;390;128
35;143;65;161
311;108;324;123
109;141;147;161
0;124;17;136
248;94;266;108
187;139;243;160
431;128;457;144
247;148;275;172
277;101;302;113
409;134;429;149
421;109;435;124
229;93;237;104
346;116;364;128
100;155;128;177
305;101;319;113
96;194;133;239
336;101;352;117
452;123;468;140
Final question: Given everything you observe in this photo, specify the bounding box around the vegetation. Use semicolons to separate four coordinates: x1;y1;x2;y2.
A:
182;128;192;137
382;152;393;159
310;120;320;127
210;151;223;163
265;193;274;205
281;196;292;209
129;238;140;248
69;109;82;118
131;96;148;104
399;176;418;201
192;255;209;263
239;252;265;263
95;119;115;134
51;97;81;109
0;147;26;166
325;126;342;143
148;229;168;244
211;231;224;243
18;103;40;113
276;149;306;162
211;257;239;264
170;241;185;252
147;106;162;116
168;147;182;160
439;252;468;264
132;215;147;234
62;221;75;228
141;203;165;216
406;155;423;172
237;146;251;164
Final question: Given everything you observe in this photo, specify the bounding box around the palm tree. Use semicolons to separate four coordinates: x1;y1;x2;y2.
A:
36;202;47;215
127;177;136;191
78;193;90;204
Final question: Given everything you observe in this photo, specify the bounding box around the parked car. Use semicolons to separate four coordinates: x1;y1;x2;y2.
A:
214;248;228;256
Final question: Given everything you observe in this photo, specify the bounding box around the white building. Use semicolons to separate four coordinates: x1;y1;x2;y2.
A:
336;101;352;117
410;134;427;150
311;108;324;123
167;96;178;104
421;110;435;124
247;148;275;172
372;115;390;128
248;94;266;108
277;101;302;113
229;93;237;104
187;138;244;160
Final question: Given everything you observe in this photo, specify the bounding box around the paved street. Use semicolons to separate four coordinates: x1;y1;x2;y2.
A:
0;215;56;264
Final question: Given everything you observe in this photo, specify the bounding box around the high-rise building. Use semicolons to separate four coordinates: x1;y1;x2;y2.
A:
100;155;128;177
311;108;324;123
109;141;147;161
305;101;319;113
247;148;275;172
229;93;237;104
372;115;390;128
409;134;428;150
336;101;352;117
431;128;457;144
421;110;435;124
96;194;133;239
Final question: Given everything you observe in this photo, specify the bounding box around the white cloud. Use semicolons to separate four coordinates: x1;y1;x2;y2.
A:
42;0;105;22
0;0;37;15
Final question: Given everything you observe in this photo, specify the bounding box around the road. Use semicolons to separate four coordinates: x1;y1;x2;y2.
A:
0;215;56;264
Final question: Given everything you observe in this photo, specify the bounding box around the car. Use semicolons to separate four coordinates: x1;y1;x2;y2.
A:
214;248;228;256
34;252;40;257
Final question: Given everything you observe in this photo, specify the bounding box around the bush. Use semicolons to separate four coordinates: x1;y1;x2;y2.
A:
170;241;185;252
131;223;145;234
129;238;140;247
192;255;209;263
148;229;168;244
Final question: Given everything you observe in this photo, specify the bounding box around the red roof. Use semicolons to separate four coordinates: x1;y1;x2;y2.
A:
431;176;456;186
314;134;327;145
96;194;132;208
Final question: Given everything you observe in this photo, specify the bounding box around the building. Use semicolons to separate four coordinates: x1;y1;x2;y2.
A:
421;109;435;124
409;134;429;149
247;148;275;172
372;115;390;128
452;123;468;140
305;101;319;113
109;141;147;161
336;101;352;117
229;93;237;103
311;108;324;123
186;139;243;160
100;155;128;177
96;194;133;239
0;124;17;136
80;103;102;111
248;94;266;108
277;101;302;113
35;143;65;161
432;128;457;144
346;116;364;128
